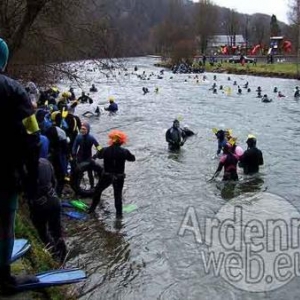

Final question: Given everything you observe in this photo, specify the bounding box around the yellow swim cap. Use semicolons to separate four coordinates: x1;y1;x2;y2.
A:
228;137;237;146
51;87;59;92
62;91;71;98
247;134;256;139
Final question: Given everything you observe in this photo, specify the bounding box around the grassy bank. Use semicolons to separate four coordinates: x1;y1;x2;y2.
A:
155;61;300;79
4;198;78;300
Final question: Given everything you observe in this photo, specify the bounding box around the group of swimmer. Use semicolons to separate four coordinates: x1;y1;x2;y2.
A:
210;130;263;181
206;75;300;102
165;119;264;181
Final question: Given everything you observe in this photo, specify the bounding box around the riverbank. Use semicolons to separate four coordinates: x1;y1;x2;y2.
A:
155;61;300;79
3;199;78;300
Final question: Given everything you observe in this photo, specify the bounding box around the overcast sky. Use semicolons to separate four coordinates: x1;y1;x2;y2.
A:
194;0;290;24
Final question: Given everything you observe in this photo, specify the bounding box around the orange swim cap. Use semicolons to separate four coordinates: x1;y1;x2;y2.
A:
108;130;128;145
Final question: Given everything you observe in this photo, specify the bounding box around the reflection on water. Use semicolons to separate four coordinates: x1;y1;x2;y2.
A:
217;176;266;200
62;57;300;299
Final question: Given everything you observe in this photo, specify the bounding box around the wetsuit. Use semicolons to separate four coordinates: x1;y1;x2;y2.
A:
89;144;135;217
217;153;239;181
72;127;101;188
105;102;118;113
0;72;40;290
183;128;195;137
29;158;66;262
215;130;227;155
239;147;264;175
90;86;98;92
39;134;50;159
78;94;93;104
45;123;69;196
72;134;100;163
166;127;186;150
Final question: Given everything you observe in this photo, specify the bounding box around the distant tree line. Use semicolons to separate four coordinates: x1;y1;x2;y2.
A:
0;0;297;78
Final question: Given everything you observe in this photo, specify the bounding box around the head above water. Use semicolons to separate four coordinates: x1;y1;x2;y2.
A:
246;134;257;147
0;38;9;71
173;119;180;128
216;129;225;140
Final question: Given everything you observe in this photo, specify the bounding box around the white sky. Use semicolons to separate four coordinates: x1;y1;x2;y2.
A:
194;0;290;24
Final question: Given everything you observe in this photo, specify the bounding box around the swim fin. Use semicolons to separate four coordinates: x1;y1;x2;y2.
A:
11;239;31;263
63;211;87;221
70;200;88;211
14;268;86;291
123;204;138;213
61;201;73;208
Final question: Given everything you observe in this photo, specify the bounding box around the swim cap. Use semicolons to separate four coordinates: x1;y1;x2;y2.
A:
108;130;127;145
183;125;189;130
51;87;59;93
62;91;71;98
247;134;256;140
228;137;237;146
246;134;257;147
0;38;9;70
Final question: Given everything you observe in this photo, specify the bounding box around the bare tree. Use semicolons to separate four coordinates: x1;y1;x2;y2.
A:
194;0;219;54
224;9;239;47
250;15;269;48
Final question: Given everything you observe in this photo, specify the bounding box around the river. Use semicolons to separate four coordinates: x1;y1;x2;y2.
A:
60;57;300;299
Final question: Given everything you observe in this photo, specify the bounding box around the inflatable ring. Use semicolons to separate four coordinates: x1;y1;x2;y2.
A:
71;160;103;198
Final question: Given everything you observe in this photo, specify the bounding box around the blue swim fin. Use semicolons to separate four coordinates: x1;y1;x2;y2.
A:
11;239;31;263
63;211;87;220
61;201;73;208
15;268;87;291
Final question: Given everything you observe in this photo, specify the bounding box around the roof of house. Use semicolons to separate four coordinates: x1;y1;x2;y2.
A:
208;35;245;47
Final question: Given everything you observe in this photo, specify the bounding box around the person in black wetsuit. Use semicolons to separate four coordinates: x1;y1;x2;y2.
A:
88;130;135;218
165;119;186;151
78;91;93;104
0;37;40;294
29;158;67;263
239;135;264;175
89;84;98;92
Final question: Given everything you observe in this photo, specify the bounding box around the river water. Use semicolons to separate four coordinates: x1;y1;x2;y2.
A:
60;57;300;299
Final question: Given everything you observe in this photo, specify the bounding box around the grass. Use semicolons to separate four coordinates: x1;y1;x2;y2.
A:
5;198;78;300
212;62;299;78
155;60;300;79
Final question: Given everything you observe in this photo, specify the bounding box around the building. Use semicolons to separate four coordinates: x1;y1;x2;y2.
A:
208;35;245;48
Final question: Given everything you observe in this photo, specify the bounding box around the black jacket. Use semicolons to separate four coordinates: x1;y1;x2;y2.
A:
94;144;135;174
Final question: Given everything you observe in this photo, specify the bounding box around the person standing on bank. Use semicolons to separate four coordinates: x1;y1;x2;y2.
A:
0;38;41;294
88;130;135;218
